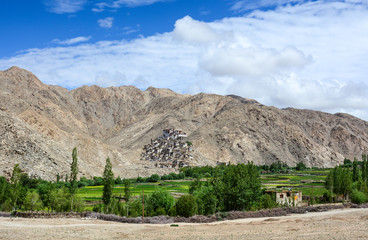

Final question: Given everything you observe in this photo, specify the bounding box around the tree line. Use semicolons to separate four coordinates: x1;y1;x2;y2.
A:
325;154;368;204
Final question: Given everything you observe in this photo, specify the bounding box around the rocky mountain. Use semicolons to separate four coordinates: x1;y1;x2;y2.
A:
1;66;368;180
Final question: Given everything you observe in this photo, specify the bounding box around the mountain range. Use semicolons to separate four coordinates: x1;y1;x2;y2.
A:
1;66;367;180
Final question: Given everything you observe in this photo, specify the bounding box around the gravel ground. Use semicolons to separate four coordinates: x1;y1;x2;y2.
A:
1;208;368;240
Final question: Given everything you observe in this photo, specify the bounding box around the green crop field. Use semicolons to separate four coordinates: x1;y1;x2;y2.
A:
77;169;330;203
77;181;192;203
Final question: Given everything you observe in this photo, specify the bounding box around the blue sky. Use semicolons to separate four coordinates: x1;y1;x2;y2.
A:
0;0;237;56
1;0;368;120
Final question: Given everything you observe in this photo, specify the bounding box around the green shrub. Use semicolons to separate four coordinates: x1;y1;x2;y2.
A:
148;174;160;182
176;195;197;217
296;162;307;171
259;194;276;209
72;195;85;212
128;196;143;217
155;207;166;216
167;206;176;216
146;190;175;216
92;204;103;213
350;190;368;204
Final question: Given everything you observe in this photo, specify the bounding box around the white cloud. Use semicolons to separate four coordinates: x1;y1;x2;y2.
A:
173;16;222;44
44;0;87;14
199;45;311;77
98;17;114;29
52;36;92;45
2;0;368;120
231;0;304;12
92;0;170;12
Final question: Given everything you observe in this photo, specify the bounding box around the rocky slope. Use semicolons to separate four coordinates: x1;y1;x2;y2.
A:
1;66;367;180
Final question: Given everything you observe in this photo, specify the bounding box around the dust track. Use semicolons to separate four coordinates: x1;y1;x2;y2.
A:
1;208;368;240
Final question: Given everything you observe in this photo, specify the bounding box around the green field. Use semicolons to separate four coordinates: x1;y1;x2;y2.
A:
77;169;330;203
261;169;329;197
77;181;192;203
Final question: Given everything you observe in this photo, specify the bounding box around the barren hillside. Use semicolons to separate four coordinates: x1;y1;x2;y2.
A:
1;66;367;180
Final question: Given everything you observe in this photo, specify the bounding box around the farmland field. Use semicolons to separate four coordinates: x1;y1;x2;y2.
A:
77;169;330;204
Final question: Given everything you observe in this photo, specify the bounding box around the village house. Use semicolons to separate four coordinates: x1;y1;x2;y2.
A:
266;190;303;207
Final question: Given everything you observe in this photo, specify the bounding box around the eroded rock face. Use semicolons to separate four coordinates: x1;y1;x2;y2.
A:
1;66;368;180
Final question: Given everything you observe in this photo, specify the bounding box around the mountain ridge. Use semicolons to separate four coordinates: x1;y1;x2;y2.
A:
1;66;367;180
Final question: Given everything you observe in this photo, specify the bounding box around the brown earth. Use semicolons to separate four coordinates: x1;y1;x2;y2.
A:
1;66;368;180
0;208;368;239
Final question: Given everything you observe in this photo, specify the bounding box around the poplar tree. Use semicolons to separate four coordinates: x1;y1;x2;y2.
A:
10;164;22;210
352;158;359;182
362;154;367;183
102;157;114;213
123;179;131;202
69;147;78;211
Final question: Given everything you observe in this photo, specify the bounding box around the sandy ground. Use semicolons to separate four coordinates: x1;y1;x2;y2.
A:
1;208;368;240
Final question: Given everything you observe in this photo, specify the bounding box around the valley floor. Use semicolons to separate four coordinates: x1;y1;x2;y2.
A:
0;208;368;239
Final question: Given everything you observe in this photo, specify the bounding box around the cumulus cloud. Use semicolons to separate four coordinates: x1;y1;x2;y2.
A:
92;0;170;12
52;36;92;45
173;16;222;44
98;17;114;29
2;0;368;120
199;45;311;77
44;0;87;14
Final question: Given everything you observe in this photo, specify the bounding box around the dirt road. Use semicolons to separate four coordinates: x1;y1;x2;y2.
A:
1;208;368;240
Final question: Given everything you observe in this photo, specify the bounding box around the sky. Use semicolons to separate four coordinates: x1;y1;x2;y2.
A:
0;0;368;120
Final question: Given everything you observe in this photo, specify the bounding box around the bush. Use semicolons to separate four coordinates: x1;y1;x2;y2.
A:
136;177;145;183
115;176;123;184
128;196;143;217
146;190;175;216
167;206;176;216
72;195;85;212
93;204;103;213
148;174;160;182
93;177;104;186
176;195;197;218
350;190;368;204
296;162;307;171
259;194;276;209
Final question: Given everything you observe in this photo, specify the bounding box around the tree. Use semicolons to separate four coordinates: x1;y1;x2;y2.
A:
0;177;10;210
9;164;22;210
189;176;202;194
352;158;359;182
145;189;175;216
23;190;43;211
193;186;218;215
325;166;352;200
102;157;114;213
123;179;131;202
296;162;307;171
69;147;79;211
176;195;197;217
363;154;368;183
220;163;262;211
37;182;55;212
148;174;160;182
350;190;368;204
51;187;71;212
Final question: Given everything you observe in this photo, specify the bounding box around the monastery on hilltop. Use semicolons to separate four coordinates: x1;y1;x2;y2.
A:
141;129;193;168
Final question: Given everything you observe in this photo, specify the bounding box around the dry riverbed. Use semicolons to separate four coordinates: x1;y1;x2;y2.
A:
1;208;368;240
